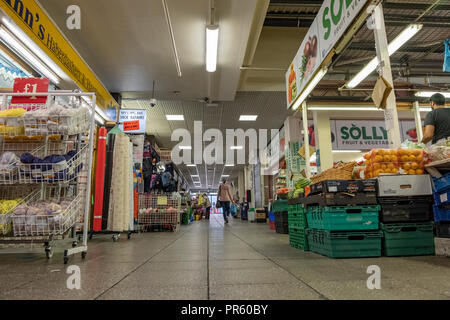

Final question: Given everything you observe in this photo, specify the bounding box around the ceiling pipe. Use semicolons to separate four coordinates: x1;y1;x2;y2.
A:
162;0;182;77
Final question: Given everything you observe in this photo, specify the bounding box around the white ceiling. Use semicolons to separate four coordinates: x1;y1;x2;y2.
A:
122;91;292;190
38;0;260;101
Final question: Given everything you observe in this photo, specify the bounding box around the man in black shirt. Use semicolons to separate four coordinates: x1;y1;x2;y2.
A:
422;93;450;144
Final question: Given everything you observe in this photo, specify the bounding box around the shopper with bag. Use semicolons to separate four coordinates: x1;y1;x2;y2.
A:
203;193;211;220
218;177;233;224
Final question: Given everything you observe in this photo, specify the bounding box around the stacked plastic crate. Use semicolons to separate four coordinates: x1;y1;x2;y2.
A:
378;175;435;256
432;173;450;238
303;180;382;258
288;195;308;250
272;199;288;234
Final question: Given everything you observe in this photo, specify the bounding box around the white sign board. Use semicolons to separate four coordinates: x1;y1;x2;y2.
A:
286;0;370;108
118;109;147;134
317;0;370;61
286;20;322;107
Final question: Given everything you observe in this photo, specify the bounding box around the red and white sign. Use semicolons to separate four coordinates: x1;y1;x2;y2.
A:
11;78;49;105
123;120;140;132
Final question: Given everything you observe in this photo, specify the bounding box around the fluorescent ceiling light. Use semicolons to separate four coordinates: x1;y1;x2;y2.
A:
95;105;111;121
2;18;70;82
166;115;184;121
239;115;258;121
292;67;328;110
420;107;432;112
0;28;59;84
206;25;219;72
308;106;380;111
225;164;234;167
179;146;192;150
415;91;450;98
191;175;200;177
186;164;196;167
333;150;362;153
347;24;422;88
230;146;243;150
221;175;230;177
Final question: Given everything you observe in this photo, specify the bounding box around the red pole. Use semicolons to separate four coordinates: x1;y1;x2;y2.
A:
93;127;107;231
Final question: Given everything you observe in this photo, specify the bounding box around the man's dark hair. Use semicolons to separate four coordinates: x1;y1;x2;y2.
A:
430;93;446;106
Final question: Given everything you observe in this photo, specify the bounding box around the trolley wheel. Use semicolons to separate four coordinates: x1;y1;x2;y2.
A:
72;241;78;248
45;247;53;259
81;251;87;259
64;256;69;264
127;232;131;240
89;232;93;240
112;234;120;242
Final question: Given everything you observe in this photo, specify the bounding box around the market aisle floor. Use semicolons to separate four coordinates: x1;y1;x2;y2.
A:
0;214;450;300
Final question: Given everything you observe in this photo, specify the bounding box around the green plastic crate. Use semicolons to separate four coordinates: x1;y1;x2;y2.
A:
289;210;307;229
307;229;382;258
289;227;309;251
381;222;435;257
306;205;380;231
272;199;288;213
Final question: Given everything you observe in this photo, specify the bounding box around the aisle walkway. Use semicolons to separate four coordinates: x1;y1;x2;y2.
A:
0;214;449;299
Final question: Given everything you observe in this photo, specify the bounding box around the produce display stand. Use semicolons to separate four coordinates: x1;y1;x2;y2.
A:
137;192;181;232
0;91;96;264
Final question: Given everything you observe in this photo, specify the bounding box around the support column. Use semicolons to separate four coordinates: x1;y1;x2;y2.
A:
413;101;423;142
313;111;333;172
301;102;311;178
373;3;401;148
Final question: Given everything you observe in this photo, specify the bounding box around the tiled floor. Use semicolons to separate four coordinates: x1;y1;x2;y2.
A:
0;213;449;300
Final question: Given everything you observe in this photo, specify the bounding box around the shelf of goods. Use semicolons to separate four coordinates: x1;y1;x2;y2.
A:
137;192;181;232
0;92;95;264
426;159;450;239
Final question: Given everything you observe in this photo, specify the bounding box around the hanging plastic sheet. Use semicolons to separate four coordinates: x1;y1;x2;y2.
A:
444;38;450;73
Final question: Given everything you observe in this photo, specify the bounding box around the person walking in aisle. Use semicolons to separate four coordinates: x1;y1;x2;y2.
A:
203;193;211;220
422;93;450;144
218;177;233;224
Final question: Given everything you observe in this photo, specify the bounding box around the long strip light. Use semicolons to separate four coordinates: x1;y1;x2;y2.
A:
415;91;450;98
292;67;328;110
0;28;59;84
95;113;105;125
308;106;380;111
2;18;70;82
347;24;422;88
206;25;219;72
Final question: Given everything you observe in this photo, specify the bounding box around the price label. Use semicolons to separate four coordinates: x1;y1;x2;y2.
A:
123;120;140;131
11;78;49;104
157;196;168;205
440;193;448;204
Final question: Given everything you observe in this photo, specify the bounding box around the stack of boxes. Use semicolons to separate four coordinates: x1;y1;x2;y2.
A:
303;180;382;258
432;173;450;238
288;195;309;251
378;175;435;256
272;199;288;234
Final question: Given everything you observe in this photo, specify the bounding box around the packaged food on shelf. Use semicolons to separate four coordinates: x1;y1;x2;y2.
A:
363;148;427;178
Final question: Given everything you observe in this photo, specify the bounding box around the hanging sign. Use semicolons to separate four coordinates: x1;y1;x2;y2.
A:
11;78;49;104
286;0;371;108
118;109;147;134
0;0;118;109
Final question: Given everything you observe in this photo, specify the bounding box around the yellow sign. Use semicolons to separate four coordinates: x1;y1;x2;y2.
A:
157;196;168;206
0;0;118;109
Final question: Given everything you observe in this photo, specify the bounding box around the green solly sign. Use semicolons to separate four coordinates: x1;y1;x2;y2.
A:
319;0;368;59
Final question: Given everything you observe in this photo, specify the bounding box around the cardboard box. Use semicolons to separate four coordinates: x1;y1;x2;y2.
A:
378;175;432;197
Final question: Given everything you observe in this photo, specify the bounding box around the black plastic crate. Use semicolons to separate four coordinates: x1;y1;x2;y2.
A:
378;196;433;223
303;192;378;207
308;179;377;196
275;221;289;234
436;222;450;238
275;211;288;224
